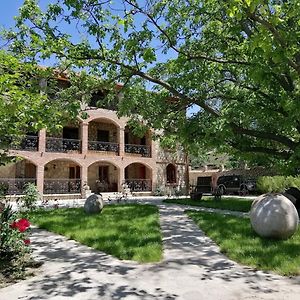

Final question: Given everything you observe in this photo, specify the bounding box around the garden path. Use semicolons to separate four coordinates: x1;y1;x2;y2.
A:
0;203;300;300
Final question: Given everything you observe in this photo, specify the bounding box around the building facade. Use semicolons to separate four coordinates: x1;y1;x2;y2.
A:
0;108;188;199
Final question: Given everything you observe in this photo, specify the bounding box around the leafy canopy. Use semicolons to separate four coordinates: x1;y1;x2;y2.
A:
5;0;300;172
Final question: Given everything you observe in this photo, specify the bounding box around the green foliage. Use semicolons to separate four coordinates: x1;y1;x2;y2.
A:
256;176;300;193
0;50;82;160
29;204;163;263
187;210;300;276
21;183;40;211
5;1;300;170
0;205;31;280
163;197;253;212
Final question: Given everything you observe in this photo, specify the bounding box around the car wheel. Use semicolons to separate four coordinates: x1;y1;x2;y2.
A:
218;186;225;195
240;186;248;196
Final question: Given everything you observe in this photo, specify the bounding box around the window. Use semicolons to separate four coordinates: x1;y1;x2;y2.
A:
166;164;176;184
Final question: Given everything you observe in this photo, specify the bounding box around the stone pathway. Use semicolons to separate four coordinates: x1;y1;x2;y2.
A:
1;203;300;299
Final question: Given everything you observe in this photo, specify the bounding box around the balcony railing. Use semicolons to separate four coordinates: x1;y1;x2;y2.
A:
46;137;81;153
6;135;39;152
125;144;151;157
0;178;36;195
124;179;152;192
44;179;81;194
88;141;119;154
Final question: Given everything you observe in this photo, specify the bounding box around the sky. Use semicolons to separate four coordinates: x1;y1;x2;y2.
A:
1;1;34;30
0;0;199;116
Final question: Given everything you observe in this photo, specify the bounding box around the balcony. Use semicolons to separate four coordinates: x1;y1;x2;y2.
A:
125;144;151;157
88;141;119;154
44;179;81;194
46;137;81;153
0;178;36;195
124;179;152;192
9;135;39;152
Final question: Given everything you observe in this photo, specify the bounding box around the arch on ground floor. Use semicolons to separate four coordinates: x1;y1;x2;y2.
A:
87;161;120;193
8;154;38;167
124;162;153;192
44;157;82;168
43;159;82;194
166;163;177;184
0;156;37;195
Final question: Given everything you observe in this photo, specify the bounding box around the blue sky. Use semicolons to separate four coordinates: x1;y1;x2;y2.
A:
0;1;199;116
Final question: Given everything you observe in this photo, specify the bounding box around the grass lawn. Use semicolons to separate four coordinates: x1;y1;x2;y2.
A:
163;197;253;212
28;204;162;263
187;210;300;276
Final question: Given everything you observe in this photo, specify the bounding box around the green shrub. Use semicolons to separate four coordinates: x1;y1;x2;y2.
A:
21;183;40;211
257;176;300;193
0;205;31;280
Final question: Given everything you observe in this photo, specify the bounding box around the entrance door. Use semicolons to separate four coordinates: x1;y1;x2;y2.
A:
25;163;36;178
140;165;146;179
69;166;80;179
99;166;109;183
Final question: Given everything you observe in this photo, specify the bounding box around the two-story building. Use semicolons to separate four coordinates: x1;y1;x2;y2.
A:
0;105;188;199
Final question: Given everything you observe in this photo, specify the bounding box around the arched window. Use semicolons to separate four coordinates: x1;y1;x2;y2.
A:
166;164;176;184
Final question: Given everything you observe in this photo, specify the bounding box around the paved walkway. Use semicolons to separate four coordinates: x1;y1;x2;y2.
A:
1;204;300;299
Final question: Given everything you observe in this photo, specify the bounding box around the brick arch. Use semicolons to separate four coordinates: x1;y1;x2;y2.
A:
44;158;82;167
87;116;122;128
87;159;120;170
123;161;153;171
8;154;38;167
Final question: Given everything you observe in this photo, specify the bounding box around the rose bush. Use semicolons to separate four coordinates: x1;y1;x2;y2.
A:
0;205;32;280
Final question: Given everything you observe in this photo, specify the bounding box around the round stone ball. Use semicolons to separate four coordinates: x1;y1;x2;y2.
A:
84;194;104;214
250;193;299;239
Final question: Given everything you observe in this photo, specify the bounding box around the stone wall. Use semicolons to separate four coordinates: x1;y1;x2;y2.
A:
88;162;118;191
88;121;118;143
44;161;78;179
156;162;187;195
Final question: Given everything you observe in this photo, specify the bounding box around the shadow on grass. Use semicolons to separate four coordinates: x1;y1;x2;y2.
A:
186;210;300;276
28;204;162;263
6;204;300;299
163;197;253;212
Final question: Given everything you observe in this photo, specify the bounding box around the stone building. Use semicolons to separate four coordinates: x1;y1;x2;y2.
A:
0;107;188;199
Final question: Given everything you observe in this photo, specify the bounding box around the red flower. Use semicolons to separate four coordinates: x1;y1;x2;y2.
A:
24;239;31;245
10;219;30;232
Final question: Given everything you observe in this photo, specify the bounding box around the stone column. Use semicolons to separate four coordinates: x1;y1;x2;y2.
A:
118;165;125;192
38;129;46;153
151;164;157;193
81;164;89;198
119;127;125;157
151;138;157;160
36;164;45;197
81;122;89;154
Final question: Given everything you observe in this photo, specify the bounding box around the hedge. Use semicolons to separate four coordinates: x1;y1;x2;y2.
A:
256;176;300;193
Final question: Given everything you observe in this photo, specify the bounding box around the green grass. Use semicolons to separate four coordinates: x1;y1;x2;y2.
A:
163;197;253;212
187;210;300;276
28;204;163;263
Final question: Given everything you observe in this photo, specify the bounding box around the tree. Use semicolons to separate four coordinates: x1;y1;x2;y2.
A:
5;0;300;172
0;49;89;160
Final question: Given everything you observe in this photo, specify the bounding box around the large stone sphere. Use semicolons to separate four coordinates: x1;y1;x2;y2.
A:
84;194;104;214
250;193;299;239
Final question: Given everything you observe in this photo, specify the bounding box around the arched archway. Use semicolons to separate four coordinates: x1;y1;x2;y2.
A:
166;163;177;184
44;159;81;194
125;163;152;192
88;161;119;193
0;157;36;195
124;125;152;157
88;118;120;154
